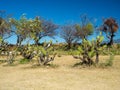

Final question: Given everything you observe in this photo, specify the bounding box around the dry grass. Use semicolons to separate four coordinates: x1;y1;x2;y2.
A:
0;55;120;90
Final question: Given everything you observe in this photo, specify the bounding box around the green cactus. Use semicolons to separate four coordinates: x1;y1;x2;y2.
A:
74;33;106;65
94;33;107;64
21;44;36;60
20;41;56;65
0;37;17;64
36;41;57;65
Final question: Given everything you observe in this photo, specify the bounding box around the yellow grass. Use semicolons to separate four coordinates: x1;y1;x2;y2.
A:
0;55;120;90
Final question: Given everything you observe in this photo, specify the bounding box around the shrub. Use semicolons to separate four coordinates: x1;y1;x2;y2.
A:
19;58;30;64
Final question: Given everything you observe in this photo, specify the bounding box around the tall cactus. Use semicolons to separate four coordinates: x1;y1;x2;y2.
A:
94;33;105;64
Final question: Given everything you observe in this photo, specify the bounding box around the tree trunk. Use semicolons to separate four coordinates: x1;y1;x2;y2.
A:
17;35;22;46
95;52;99;64
35;39;39;46
108;32;114;46
67;42;71;49
81;53;87;64
87;58;93;65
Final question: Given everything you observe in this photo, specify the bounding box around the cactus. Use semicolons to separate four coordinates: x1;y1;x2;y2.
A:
36;41;57;65
7;51;16;64
74;33;106;65
94;33;106;64
77;39;95;65
21;44;36;60
0;37;17;64
20;41;56;65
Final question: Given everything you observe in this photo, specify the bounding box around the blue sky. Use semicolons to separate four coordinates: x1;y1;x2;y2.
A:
0;0;120;44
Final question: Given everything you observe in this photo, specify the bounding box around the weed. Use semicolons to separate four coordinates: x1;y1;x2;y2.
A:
105;54;114;66
19;58;30;64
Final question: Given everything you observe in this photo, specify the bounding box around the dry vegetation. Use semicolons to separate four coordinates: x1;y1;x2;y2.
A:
0;55;120;90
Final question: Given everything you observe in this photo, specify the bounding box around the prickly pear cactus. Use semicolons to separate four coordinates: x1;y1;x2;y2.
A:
21;41;56;65
36;41;57;65
74;33;106;65
21;44;36;60
77;39;95;65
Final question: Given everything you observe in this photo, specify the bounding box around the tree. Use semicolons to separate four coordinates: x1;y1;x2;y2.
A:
0;11;11;41
9;15;30;46
28;17;58;45
61;24;78;49
10;15;58;46
27;16;42;45
0;11;17;64
0;11;11;55
75;15;94;40
100;17;119;46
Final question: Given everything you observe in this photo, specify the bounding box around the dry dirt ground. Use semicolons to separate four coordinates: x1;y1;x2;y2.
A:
0;55;120;90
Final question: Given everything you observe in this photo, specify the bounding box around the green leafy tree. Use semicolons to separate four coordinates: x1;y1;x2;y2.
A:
10;15;58;46
27;16;42;45
9;15;30;46
28;17;58;45
75;15;94;40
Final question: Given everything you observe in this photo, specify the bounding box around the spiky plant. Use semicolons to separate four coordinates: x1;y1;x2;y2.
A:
36;41;57;65
73;33;107;66
20;41;56;65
